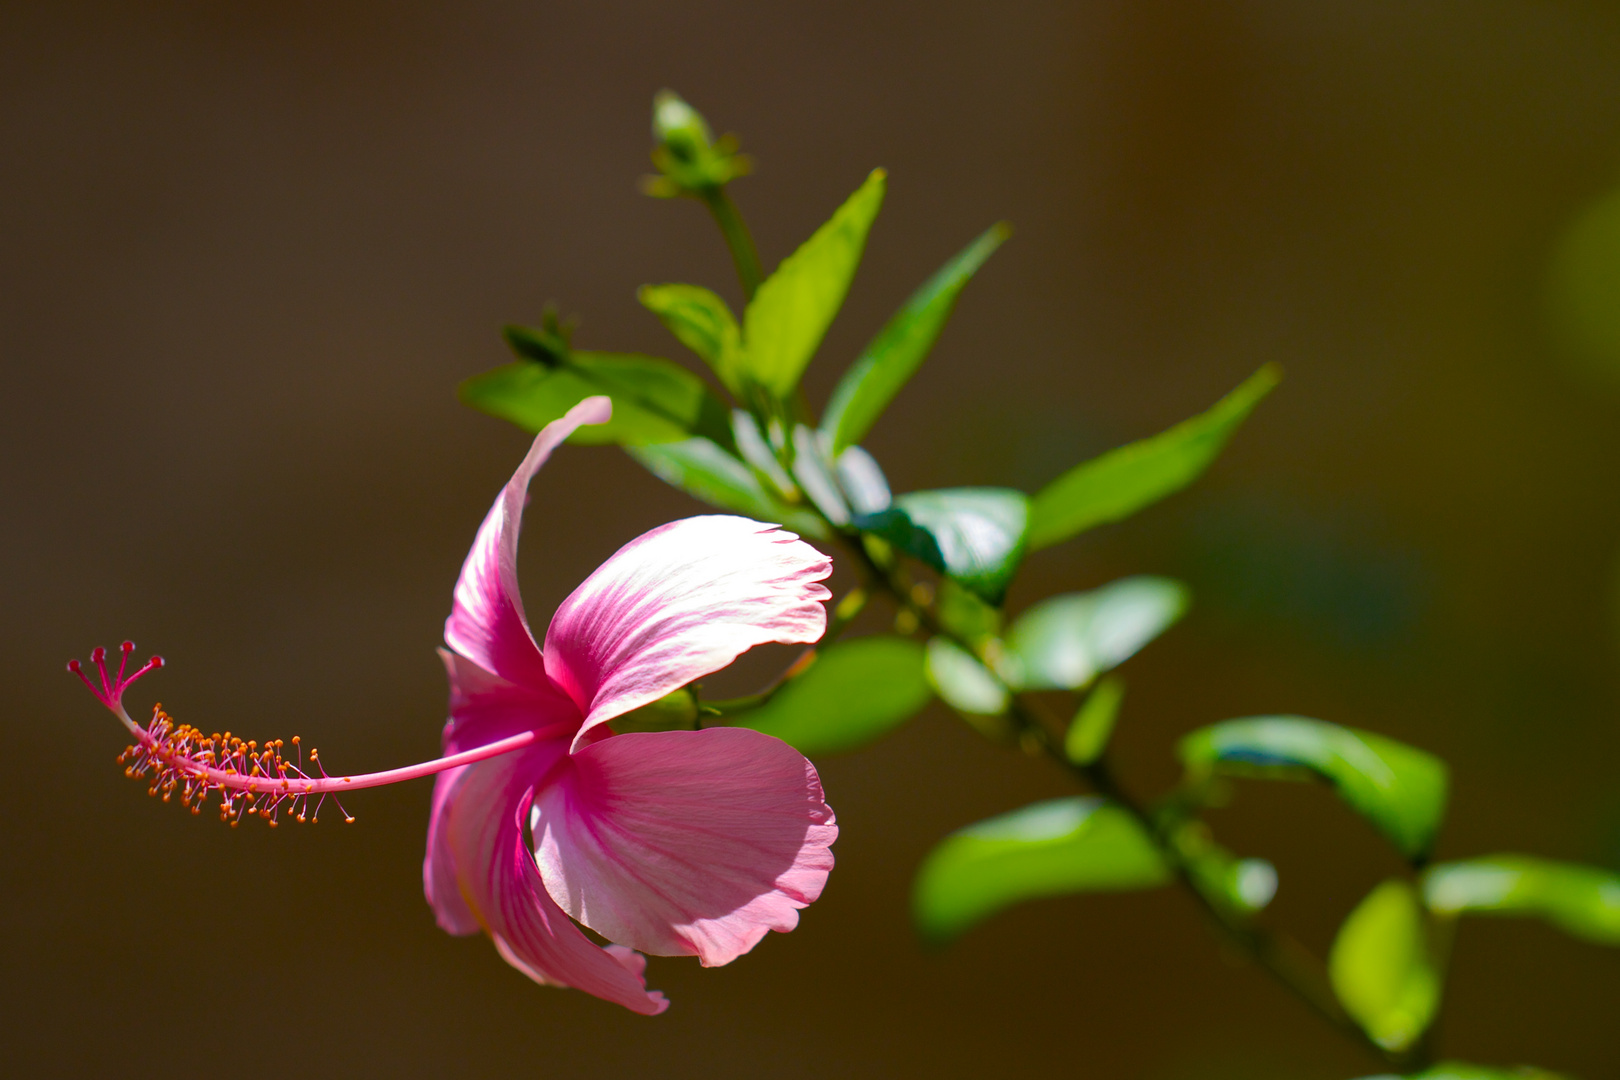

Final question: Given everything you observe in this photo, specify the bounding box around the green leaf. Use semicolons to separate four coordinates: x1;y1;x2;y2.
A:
935;578;1002;646
1004;576;1189;691
857;488;1030;605
612;688;699;733
627;436;828;540
1064;675;1124;765
638;284;748;397
924;637;1007;716
1178;716;1448;862
1329;879;1442;1053
460;350;733;448
822;222;1010;453
913;796;1171;943
742;169;886;397
1027;364;1280;550
1180;838;1279;918
1354;1065;1571;1080
1422;854;1620;945
725;636;932;757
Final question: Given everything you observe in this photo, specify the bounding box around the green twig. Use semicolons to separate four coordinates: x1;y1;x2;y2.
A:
835;527;1399;1069
678;176;1392;1064
700;186;764;301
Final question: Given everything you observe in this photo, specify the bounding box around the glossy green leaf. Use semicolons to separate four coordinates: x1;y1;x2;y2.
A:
725;636;932;757
1178;716;1448;862
627;436;828;540
742;169;886;397
1065;676;1124;765
924;637;1007;716
1004;576;1189;691
822;222;1010;453
1422;854;1620;945
1355;1065;1570;1080
460;350;732;448
857;487;1030;605
1329;879;1442;1053
638;283;748;396
913;796;1171;943
1027;364;1280;550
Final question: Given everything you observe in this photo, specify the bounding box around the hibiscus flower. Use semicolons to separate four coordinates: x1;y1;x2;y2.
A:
424;396;838;1013
69;395;837;1014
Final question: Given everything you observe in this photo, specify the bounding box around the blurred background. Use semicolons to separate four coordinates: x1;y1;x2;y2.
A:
5;2;1620;1076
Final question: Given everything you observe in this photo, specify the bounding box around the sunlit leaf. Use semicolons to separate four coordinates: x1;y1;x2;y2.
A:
725;636;931;757
1178;716;1448;862
1422;854;1620;945
1329;880;1442;1053
460;349;733;448
913;796;1169;943
627;436;828;539
1064;676;1124;765
925;637;1007;716
822;222;1010;453
1027;364;1280;550
742;169;886;397
638;283;747;396
1004;576;1189;691
857;487;1030;605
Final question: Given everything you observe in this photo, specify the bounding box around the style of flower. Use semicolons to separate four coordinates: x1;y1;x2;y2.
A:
424;395;838;1013
67;395;837;1015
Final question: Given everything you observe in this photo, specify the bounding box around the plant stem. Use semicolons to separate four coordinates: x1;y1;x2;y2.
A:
688;183;1392;1060
701;185;764;301
835;529;1401;1069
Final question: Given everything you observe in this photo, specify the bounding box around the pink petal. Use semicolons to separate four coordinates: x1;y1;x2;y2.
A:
542;516;832;749
436;739;669;1015
424;766;481;935
530;727;838;967
436;648;581;753
424;650;581;936
444;396;612;691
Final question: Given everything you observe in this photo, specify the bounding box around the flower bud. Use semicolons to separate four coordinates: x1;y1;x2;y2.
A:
644;89;752;197
652;90;713;162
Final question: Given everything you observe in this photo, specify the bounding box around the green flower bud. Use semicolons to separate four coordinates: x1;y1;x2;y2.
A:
644;89;752;198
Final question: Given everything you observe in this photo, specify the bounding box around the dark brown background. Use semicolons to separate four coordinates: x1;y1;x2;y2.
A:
5;2;1620;1077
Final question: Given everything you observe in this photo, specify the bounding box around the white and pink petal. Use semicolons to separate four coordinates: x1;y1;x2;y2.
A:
542;515;832;749
529;727;837;967
429;739;668;1015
